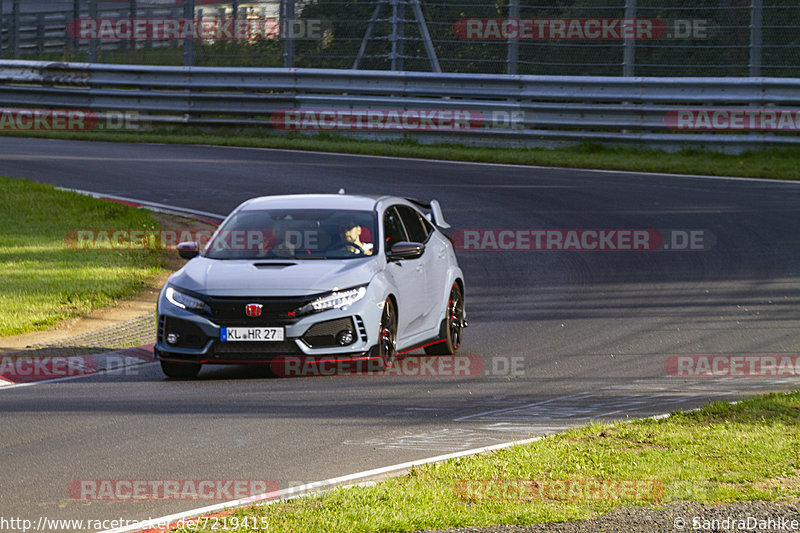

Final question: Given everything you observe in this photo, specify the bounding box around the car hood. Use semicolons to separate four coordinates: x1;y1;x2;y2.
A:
168;256;382;296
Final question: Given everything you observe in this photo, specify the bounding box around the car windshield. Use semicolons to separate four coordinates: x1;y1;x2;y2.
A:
203;208;378;260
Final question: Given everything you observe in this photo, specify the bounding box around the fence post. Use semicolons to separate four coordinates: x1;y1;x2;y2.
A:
409;0;440;72
281;0;295;68
128;0;137;52
88;0;98;62
750;0;762;76
183;0;195;66
36;13;45;55
144;8;152;50
507;0;519;75
68;0;80;55
390;0;405;71
622;0;636;76
10;0;19;57
0;0;4;59
397;0;405;71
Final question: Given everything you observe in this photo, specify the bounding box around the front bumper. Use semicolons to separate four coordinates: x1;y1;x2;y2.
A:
155;292;382;364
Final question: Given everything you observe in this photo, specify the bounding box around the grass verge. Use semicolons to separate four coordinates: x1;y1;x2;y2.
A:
174;391;800;532
0;176;166;337
3;129;800;181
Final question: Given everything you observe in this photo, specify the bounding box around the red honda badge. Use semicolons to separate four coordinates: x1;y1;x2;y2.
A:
245;303;262;317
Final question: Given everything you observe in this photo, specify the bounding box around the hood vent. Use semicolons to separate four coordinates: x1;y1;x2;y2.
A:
252;262;297;269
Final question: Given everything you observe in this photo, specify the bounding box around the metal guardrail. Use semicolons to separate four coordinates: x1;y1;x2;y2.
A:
1;59;798;152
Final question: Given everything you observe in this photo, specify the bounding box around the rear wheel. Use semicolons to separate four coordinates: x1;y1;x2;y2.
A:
424;284;464;355
377;298;398;369
160;360;201;379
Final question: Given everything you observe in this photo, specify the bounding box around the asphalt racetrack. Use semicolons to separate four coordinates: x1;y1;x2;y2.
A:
0;137;798;528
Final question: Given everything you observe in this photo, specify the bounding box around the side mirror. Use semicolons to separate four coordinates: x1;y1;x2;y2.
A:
388;241;425;261
177;241;199;259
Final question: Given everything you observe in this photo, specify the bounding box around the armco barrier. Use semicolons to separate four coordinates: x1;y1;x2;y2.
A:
1;59;799;152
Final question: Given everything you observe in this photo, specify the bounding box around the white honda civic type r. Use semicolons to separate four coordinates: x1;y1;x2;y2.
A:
155;193;467;378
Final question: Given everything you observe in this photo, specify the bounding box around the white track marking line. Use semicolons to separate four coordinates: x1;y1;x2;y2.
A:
180;142;800;185
103;396;752;533
58;188;227;220
0;361;157;391
22;138;798;185
100;435;543;533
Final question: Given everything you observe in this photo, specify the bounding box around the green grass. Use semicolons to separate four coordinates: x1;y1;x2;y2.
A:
4;128;800;181
0;176;166;337
174;391;800;532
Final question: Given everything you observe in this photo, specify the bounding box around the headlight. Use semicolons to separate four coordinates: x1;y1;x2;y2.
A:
165;286;205;310
298;286;367;315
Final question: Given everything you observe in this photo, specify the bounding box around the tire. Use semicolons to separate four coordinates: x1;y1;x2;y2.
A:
377;298;398;369
424;284;464;356
160;360;201;379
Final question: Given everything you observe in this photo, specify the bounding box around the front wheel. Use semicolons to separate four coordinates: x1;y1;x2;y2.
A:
160;360;201;379
377;298;398;369
424;284;464;355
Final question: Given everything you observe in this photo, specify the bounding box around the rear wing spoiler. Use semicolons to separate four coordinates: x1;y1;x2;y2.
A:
405;197;451;229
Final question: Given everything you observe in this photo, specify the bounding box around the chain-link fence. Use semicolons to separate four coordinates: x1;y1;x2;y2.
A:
1;0;797;76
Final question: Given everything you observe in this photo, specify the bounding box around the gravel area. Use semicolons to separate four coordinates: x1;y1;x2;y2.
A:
416;501;800;533
19;312;156;356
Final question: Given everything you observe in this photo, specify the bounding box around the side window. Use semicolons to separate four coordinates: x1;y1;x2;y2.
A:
396;205;429;243
418;211;435;238
383;206;408;252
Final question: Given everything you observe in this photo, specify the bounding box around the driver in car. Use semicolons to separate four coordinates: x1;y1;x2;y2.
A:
338;220;373;255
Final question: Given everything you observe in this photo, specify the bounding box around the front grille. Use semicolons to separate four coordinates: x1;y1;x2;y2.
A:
301;317;355;348
203;295;323;325
213;340;303;356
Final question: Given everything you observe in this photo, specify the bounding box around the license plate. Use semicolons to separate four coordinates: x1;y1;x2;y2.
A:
221;327;284;342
